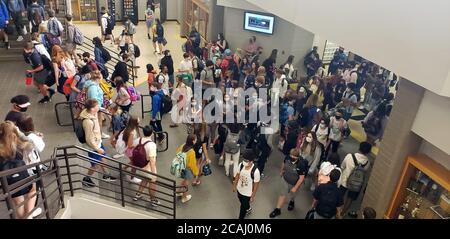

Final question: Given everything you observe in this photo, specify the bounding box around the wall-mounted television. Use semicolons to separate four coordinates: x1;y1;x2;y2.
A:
244;12;275;35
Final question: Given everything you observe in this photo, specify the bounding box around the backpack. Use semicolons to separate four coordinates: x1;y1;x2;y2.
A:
131;139;152;168
127;85;141;102
100;47;111;62
346;154;368;192
363;115;382;135
45;32;61;48
224;130;240;154
133;44;141;58
156;24;163;37
72;25;84;45
74;118;93;144
193;57;204;79
31;7;42;27
170;151;187;178
0;152;30;187
95;61;109;80
99;79;113;100
63;76;75;95
48;19;61;37
160;94;173;115
105;16;114;31
239;163;257;181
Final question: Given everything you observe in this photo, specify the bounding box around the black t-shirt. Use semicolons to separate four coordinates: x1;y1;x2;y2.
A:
5;111;24;125
193;136;209;159
313;182;344;218
262;58;275;76
282;130;298;156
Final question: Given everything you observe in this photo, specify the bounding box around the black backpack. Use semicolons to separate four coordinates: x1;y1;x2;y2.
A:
156;24;164;37
105;16;114;31
74;118;93;144
239;163;257;181
95;61;109;80
100;47;111;62
0;152;30;187
133;44;141;58
160;94;173;115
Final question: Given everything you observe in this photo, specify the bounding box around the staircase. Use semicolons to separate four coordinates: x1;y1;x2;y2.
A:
0;2;67;62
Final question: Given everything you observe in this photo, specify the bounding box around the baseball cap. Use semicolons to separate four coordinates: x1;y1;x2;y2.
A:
11;95;30;108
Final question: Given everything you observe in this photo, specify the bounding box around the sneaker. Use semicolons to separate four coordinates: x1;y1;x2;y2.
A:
287;201;295;211
112;154;124;159
151;198;160;207
269;208;281;218
38;96;50;104
260;173;265;179
176;192;183;197
181;194;192;203
103;175;117;182
82;176;95;187
48;88;55;99
133;193;142;201
347;211;358;218
209;144;214;149
16;35;24;42
147;33;151;39
31;207;42;218
246;207;253;215
101;133;110;139
129;177;142;184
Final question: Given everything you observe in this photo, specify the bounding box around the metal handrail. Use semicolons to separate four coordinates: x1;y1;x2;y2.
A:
53;145;182;218
54;101;169;152
81;35;136;86
0;157;64;219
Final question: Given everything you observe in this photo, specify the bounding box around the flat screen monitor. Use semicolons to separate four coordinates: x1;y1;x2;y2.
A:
244;12;275;35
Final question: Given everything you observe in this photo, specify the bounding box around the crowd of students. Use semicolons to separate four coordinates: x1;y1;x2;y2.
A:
0;3;391;219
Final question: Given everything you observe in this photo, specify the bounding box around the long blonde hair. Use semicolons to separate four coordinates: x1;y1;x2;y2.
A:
90;70;103;82
0;121;22;160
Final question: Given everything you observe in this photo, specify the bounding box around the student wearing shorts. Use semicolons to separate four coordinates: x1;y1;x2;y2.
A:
80;99;117;187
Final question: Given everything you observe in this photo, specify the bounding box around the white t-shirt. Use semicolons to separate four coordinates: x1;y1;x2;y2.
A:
328;116;347;142
339;152;370;188
117;87;131;106
312;124;329;146
272;75;288;99
141;137;157;160
284;63;294;79
237;163;260;197
179;59;193;73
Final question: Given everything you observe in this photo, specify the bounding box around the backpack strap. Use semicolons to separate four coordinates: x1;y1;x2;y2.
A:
351;153;359;167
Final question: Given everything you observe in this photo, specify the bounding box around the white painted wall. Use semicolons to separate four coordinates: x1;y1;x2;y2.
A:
221;5;314;76
419;140;450;171
167;0;179;20
245;0;450;97
412;90;450;155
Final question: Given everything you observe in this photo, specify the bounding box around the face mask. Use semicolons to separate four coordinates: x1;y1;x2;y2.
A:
255;83;261;87
19;107;28;112
335;115;342;120
320;123;326;129
243;161;250;167
306;137;313;143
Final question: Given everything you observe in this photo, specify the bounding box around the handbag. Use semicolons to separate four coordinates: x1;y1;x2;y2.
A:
202;164;212;176
162;38;168;46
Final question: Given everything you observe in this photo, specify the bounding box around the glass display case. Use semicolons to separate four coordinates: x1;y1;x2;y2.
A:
387;155;450;219
183;0;209;43
71;0;99;22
